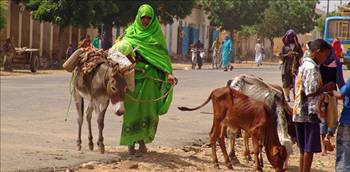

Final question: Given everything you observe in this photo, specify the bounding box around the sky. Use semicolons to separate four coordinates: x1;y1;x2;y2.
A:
316;0;350;12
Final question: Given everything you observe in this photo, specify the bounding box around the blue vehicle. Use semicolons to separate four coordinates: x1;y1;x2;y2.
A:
323;16;350;69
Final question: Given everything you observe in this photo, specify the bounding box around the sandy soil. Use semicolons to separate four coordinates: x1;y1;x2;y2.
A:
73;138;336;172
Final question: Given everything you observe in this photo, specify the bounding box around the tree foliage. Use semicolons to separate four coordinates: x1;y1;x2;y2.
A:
20;0;195;28
257;0;319;40
114;1;195;26
202;0;269;30
236;25;257;39
0;0;7;30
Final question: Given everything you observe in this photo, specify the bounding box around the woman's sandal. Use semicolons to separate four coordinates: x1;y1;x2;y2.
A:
138;140;148;153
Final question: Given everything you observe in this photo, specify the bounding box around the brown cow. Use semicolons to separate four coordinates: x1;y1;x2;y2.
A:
178;87;287;171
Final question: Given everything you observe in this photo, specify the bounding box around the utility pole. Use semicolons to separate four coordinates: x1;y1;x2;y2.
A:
327;0;329;16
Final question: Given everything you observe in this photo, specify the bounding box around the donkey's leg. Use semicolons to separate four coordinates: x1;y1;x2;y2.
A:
86;103;94;151
96;101;108;154
74;93;84;151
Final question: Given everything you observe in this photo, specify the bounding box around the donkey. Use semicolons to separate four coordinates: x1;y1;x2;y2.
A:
72;49;134;153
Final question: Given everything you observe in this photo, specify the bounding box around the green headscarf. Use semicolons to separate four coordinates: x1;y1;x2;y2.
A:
122;4;173;74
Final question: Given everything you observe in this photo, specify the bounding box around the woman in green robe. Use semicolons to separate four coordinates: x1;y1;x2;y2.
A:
119;4;175;154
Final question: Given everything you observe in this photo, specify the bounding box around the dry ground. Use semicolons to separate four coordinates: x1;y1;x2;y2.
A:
73;138;335;172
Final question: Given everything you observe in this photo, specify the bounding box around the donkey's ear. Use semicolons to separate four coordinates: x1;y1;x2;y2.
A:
111;64;120;75
119;63;136;75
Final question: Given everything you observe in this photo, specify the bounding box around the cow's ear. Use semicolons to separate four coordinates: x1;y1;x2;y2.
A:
279;146;287;158
272;146;279;156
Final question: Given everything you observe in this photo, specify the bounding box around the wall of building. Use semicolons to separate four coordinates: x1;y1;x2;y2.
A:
162;7;217;60
234;33;313;61
4;1;218;65
4;0;87;67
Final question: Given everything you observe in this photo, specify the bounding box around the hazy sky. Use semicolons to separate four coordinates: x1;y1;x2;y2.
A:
316;0;350;12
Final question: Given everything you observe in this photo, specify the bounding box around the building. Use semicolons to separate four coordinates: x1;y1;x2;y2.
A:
2;1;91;67
2;1;217;67
162;7;219;59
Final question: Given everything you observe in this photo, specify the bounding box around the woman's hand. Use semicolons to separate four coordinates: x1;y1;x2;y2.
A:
330;90;343;99
166;73;176;85
323;82;335;92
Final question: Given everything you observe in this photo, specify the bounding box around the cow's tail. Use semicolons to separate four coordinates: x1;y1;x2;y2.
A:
178;93;212;111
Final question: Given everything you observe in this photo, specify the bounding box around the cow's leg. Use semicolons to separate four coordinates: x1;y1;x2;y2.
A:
284;155;289;171
210;120;221;169
219;126;233;169
96;101;108;154
86;104;94;151
249;128;263;172
227;128;239;163
243;131;253;161
259;144;264;168
252;137;262;171
283;87;290;102
74;93;84;151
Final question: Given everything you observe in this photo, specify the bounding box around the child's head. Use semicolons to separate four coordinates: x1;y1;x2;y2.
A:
307;39;332;64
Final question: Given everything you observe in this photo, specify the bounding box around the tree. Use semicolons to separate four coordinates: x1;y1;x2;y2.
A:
19;0;195;59
0;0;7;30
237;25;257;39
256;0;319;53
236;25;257;58
202;0;269;31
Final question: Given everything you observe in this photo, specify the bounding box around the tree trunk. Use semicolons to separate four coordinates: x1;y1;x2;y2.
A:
269;37;275;61
102;23;113;50
54;28;64;68
269;37;274;55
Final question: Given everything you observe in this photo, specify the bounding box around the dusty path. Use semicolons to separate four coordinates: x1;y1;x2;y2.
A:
74;139;335;172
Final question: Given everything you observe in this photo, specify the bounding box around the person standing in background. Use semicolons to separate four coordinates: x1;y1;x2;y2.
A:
211;38;220;69
319;44;345;155
92;34;101;49
221;35;233;71
65;44;75;60
255;39;263;67
280;29;303;102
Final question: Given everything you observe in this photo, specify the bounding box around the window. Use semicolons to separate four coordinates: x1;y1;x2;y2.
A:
327;20;350;40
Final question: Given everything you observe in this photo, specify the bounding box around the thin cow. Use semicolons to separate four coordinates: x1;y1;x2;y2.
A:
178;87;287;172
226;74;295;170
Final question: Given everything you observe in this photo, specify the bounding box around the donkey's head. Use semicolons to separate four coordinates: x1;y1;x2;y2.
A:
106;49;135;116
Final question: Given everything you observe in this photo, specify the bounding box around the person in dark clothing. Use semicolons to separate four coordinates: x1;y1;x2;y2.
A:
280;29;303;102
194;40;203;69
65;44;75;60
